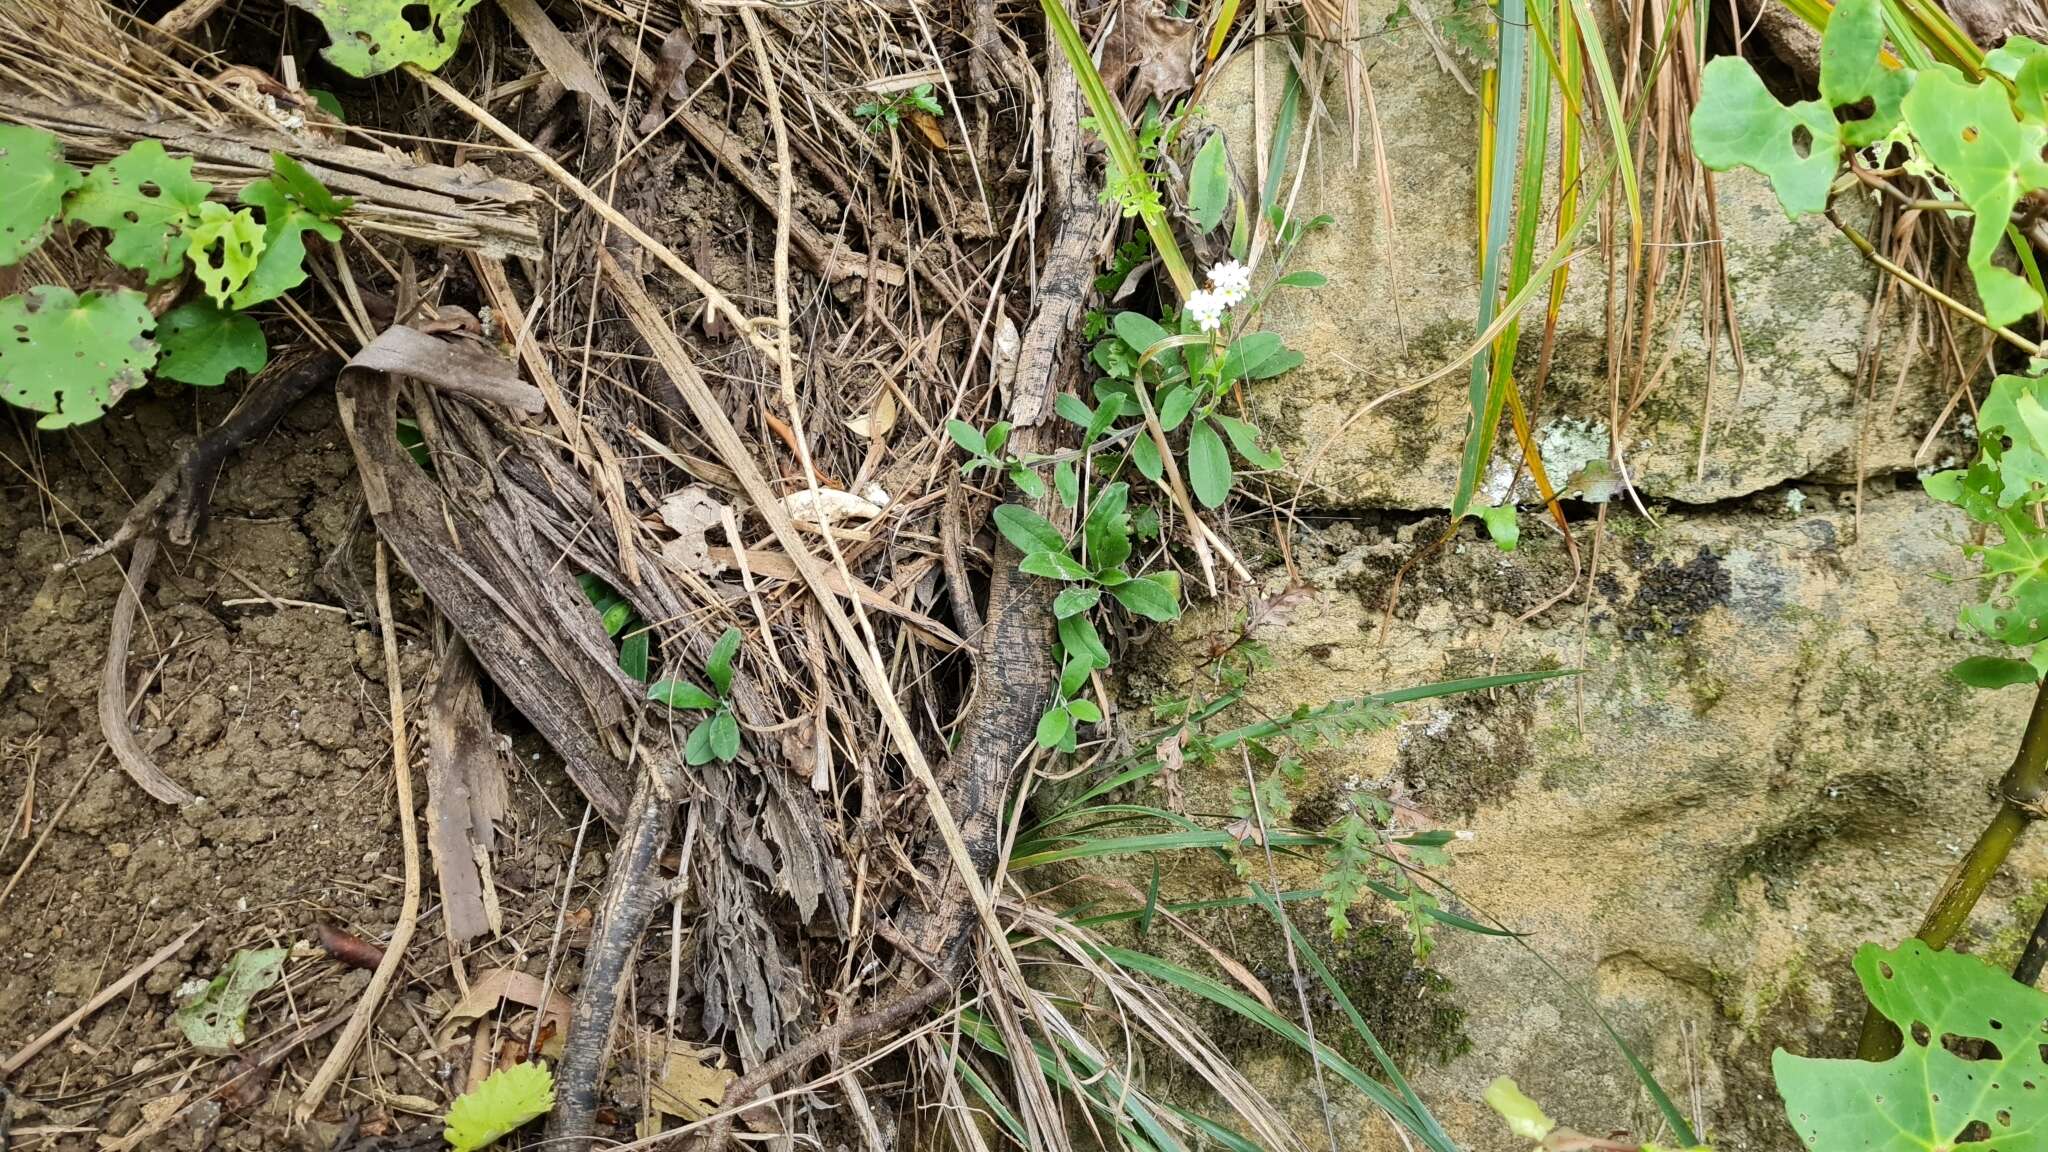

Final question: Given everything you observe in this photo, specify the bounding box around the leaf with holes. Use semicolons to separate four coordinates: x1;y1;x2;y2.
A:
0;286;157;429
1691;57;1838;217
1774;939;2048;1151
64;140;210;283
173;946;287;1053
292;0;485;78
155;300;267;386
185;202;267;307
0;125;79;266
1902;68;2048;327
232;174;343;308
1816;0;1910;147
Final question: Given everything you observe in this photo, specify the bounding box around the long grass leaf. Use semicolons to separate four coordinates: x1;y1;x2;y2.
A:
1454;0;1528;522
1563;0;1643;270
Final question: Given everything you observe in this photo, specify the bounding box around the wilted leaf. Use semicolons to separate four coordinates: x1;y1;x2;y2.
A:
649;1042;734;1122
185;202;267;307
1098;0;1196;109
174;946;287;1053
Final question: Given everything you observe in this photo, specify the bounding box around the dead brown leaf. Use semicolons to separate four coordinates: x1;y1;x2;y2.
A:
1100;0;1197;111
646;1038;735;1122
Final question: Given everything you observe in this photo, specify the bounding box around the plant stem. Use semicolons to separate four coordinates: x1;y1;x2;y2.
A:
2015;897;2048;988
1856;677;2048;1058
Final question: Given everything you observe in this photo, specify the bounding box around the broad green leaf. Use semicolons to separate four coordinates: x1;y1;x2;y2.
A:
1276;270;1326;288
1478;504;1519;551
1053;393;1094;428
0;125;79;266
232;178;343;308
1083;482;1132;575
1053;587;1100;619
1902;68;2048;326
1189;132;1231;234
1058;612;1111;669
985;421;1011;456
705;626;741;696
294;0;486;78
1155;383;1198;432
1187;419;1232;508
1008;464;1046;500
619;630;649;681
1035;704;1072;748
1960;509;2048;646
707;709;740;761
155;301;267;386
174;946;286;1053
1692;56;1839;217
0;286;157;429
1113;312;1170;359
1244;348;1302;379
1019;550;1092;581
266;152;353;220
445;1061;554;1152
185;202;267;306
1949;655;2039;688
1987;37;2048;121
1774;940;2048;1152
994;504;1065;554
1058;654;1092;696
1212;413;1284;469
601;601;630;637
1109;570;1181;621
1067;697;1102;724
1129;433;1163;482
1218;332;1282;383
65;140;209;282
1816;0;1911;146
1054;459;1079;507
685;719;715;765
649;679;719;710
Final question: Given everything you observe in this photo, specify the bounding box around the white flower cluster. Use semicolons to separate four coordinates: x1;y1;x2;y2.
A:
1185;259;1252;333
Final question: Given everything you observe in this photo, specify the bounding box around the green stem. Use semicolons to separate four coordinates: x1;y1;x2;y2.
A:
1856;678;2048;1059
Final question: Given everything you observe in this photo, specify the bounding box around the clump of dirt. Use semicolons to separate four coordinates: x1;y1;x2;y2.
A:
1614;544;1732;641
0;386;582;1150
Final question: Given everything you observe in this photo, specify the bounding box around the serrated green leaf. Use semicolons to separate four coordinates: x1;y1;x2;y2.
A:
1816;0;1910;147
65;140;210;282
1019;550;1092;581
1109;570;1181;621
993;504;1065;554
649;679;719;710
1949;655;2039;688
1692;56;1839;217
1960;508;2048;646
1083;482;1131;575
1189;132;1230;234
1053;586;1101;618
707;708;740;761
1478;504;1519;551
1212;413;1284;469
174;946;287;1053
1187;419;1231;508
294;0;486;78
0;286;157;429
186;202;267;306
444;1061;554;1152
1774;940;2048;1152
1901;68;2048;327
705;626;741;696
155;300;267;386
232;178;343;308
0;126;79;266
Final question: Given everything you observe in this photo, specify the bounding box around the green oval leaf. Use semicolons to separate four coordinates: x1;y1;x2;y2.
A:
705;626;742;696
1187;419;1231;508
993;504;1066;554
1109;570;1181;622
707;708;741;761
1189;132;1231;234
649;679;720;710
1019;550;1092;581
1949;655;2040;689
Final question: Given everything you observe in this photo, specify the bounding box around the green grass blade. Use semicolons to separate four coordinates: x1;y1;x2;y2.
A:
1564;0;1643;270
1366;666;1579;704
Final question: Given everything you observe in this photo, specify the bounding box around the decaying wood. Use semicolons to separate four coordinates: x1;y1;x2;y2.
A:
2;95;545;260
495;0;617;119
424;641;509;944
100;538;197;806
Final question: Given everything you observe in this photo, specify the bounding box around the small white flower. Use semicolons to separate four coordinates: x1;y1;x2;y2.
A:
1206;259;1252;304
1186;289;1227;333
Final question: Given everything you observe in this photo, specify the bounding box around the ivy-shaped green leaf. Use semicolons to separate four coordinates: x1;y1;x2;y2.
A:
1816;0;1911;147
64;140;211;283
0;125;79;266
233;174;344;308
1958;508;2048;647
1774;940;2048;1151
1692;57;1839;217
0;286;157;429
1900;66;2048;327
155;300;267;386
293;0;485;78
185;202;267;307
1987;37;2048;122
